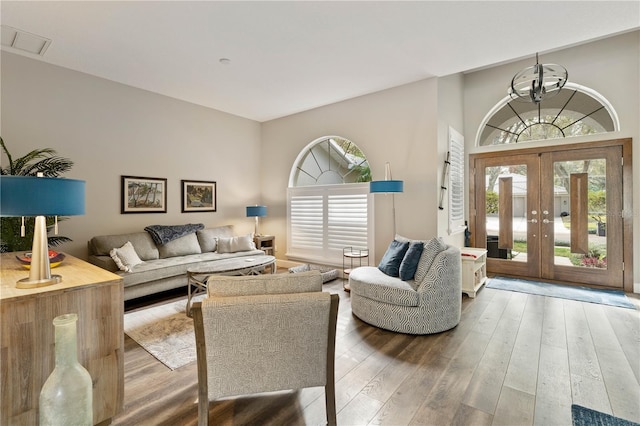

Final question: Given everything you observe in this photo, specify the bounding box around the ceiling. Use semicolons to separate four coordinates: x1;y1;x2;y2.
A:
1;1;638;122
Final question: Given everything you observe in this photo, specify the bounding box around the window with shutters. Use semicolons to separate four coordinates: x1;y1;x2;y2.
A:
448;127;465;235
287;136;373;265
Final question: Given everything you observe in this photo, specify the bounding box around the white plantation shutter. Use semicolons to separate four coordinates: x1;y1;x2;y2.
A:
288;183;372;265
448;127;466;234
290;195;323;250
328;193;368;250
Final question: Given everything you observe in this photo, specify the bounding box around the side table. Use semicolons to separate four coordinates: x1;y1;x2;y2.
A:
460;247;487;298
342;247;369;292
254;235;275;256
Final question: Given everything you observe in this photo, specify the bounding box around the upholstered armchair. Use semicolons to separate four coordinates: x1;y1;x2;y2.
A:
191;270;339;426
349;239;462;335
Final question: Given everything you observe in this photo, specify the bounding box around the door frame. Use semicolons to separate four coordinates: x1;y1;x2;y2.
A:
469;138;633;292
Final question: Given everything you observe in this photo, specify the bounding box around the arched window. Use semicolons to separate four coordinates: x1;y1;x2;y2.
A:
476;83;619;146
289;136;370;186
287;136;373;265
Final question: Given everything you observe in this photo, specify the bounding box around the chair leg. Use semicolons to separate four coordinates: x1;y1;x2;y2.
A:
193;304;210;426
325;294;339;426
198;399;209;426
325;383;337;426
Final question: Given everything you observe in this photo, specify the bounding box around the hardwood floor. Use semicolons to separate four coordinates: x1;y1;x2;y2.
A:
113;278;640;426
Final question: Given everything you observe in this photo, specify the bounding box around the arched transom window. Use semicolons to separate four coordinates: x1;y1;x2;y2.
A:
477;83;619;146
290;136;370;187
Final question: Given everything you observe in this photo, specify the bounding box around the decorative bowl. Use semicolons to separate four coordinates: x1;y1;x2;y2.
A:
16;250;66;269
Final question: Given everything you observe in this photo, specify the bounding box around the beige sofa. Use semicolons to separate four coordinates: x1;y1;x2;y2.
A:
88;225;265;301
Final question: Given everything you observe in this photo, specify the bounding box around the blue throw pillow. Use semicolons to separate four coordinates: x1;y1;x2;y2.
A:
399;242;424;281
378;240;410;277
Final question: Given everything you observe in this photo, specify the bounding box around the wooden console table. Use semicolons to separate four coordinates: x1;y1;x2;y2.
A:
1;252;124;425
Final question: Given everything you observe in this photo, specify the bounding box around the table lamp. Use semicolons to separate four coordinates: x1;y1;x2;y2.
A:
0;175;85;288
246;205;267;236
370;162;404;236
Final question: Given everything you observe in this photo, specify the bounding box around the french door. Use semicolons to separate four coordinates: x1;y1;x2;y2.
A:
470;139;632;291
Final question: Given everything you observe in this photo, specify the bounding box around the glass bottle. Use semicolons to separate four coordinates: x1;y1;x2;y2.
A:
39;313;93;426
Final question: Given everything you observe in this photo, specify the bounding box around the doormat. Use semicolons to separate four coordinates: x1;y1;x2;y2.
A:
572;404;639;426
486;277;636;310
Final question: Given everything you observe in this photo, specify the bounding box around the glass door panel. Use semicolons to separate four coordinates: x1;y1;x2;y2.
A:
541;147;623;287
474;155;540;278
551;159;607;268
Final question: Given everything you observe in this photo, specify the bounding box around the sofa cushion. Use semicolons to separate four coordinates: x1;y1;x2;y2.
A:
90;232;159;261
197;226;234;252
414;237;448;283
378;240;409;277
349;267;419;307
207;270;322;297
110;241;143;272
217;234;256;253
158;233;202;258
399;241;424;282
119;249;265;287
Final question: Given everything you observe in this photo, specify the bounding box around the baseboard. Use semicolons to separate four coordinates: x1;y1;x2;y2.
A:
276;259;304;269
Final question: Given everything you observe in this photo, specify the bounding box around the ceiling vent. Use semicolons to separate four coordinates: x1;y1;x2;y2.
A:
1;25;51;56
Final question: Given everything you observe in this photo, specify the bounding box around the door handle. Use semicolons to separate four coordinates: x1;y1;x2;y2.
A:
543;219;554;224
528;219;538;224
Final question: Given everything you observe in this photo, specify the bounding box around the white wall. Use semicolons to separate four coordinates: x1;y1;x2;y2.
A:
1;52;262;258
463;31;640;287
437;73;466;247
261;78;441;263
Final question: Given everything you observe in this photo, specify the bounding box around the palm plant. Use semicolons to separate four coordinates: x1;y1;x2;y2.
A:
1;137;75;252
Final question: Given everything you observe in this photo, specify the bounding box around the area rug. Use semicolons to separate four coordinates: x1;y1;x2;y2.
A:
124;296;203;370
486;277;636;310
572;404;640;426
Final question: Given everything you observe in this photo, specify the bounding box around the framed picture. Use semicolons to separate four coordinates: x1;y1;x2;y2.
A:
181;180;217;213
121;176;167;214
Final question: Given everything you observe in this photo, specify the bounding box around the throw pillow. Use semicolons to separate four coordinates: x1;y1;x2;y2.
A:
109;241;143;272
196;226;234;252
217;234;256;253
158;233;202;258
378;240;410;277
414;237;448;283
399;241;424;281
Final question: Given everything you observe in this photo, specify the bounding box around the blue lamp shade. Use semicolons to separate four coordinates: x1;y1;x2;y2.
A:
0;176;86;217
246;205;267;218
370;180;404;193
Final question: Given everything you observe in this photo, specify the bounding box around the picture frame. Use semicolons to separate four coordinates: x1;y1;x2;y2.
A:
121;175;167;214
181;180;217;213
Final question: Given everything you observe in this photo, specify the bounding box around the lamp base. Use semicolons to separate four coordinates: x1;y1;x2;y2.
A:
16;215;61;289
16;275;62;289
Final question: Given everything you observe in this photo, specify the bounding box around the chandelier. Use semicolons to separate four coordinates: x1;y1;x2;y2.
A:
508;53;568;103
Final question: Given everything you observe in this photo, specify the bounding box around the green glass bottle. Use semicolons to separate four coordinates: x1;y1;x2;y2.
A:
39;313;93;426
